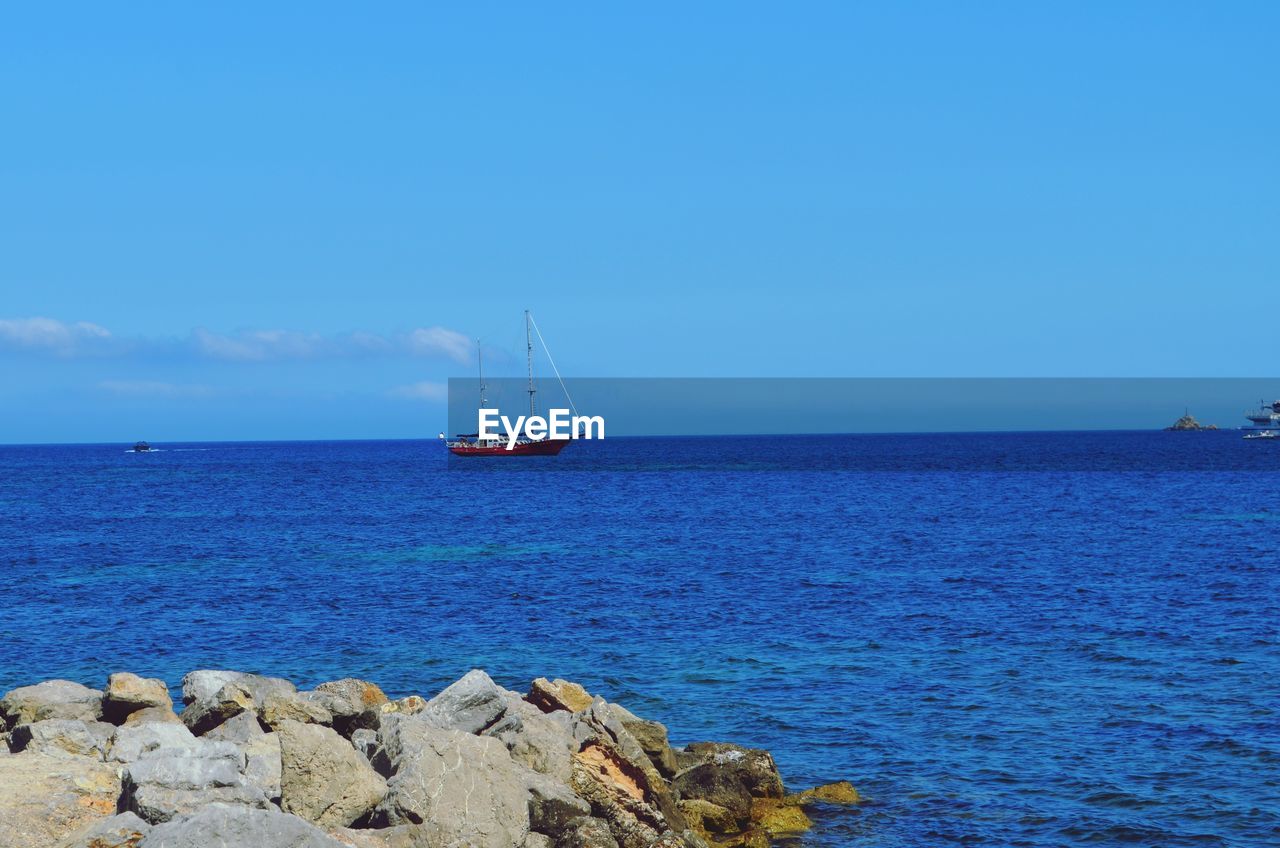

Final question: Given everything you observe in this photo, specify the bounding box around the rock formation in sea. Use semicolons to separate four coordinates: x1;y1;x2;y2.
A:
1165;411;1217;430
0;669;857;848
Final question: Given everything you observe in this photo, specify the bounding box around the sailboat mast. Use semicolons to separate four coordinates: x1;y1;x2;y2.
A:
477;340;487;409
525;310;536;417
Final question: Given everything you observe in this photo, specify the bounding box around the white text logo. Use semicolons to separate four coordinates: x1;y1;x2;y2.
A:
477;408;605;450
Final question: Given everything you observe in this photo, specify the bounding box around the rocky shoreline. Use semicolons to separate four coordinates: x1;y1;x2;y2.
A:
0;669;857;848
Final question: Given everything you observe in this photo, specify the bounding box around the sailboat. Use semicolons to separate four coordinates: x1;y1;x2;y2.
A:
443;311;572;456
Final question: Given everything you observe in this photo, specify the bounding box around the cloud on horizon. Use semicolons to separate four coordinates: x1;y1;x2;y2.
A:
0;318;473;364
388;381;448;402
0;317;113;356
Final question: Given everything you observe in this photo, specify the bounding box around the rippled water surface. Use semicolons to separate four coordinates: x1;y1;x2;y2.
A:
1;435;1277;846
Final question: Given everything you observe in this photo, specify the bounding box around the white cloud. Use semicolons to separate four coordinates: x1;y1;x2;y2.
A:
192;328;328;361
407;326;472;364
389;381;448;401
0;317;112;355
0;317;475;364
98;380;215;398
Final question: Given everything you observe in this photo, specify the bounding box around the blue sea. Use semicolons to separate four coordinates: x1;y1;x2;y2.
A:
1;434;1277;847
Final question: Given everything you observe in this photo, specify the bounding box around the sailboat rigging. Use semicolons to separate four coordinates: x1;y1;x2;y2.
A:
442;311;574;456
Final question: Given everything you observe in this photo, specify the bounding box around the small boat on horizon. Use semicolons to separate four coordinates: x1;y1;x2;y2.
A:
1243;430;1278;441
443;311;573;457
131;441;152;452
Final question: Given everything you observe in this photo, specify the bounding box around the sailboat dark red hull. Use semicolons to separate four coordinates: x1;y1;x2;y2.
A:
447;438;570;456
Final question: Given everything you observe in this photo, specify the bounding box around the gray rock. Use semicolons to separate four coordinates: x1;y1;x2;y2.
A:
555;817;621;848
277;719;386;827
0;680;103;728
678;742;784;799
374;714;531;847
523;833;556;848
181;670;296;706
140;803;348;848
606;703;678;778
180;681;254;735
524;768;592;837
207;712;282;801
485;693;577;782
310;678;389;737
182;672;328;734
350;727;378;763
107;721;199;763
243;732;283;802
0;751;121;847
8;718;113;759
670;761;751;820
416;669;509;734
122;738;270;823
58;811;151;848
203;709;264;744
103;673;174;724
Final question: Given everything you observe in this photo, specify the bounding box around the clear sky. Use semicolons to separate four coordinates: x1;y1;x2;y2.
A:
2;3;1277;442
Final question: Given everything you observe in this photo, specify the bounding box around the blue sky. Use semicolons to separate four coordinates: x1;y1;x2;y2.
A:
2;3;1277;441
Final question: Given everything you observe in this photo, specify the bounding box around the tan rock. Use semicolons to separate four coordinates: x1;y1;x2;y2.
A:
327;825;429;847
123;706;182;726
794;780;859;805
0;752;121;846
277;720;386;827
528;678;594;714
569;744;666;848
750;797;812;835
102;673;172;725
258;691;333;729
678;798;737;835
57;811;150;847
383;695;426;716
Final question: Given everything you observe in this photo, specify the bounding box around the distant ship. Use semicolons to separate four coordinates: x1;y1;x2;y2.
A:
443;311;572;457
1242;399;1280;440
1243;399;1280;430
131;441;152;452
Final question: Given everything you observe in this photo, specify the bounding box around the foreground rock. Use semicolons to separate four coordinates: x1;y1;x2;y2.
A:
0;669;857;847
0;752;120;846
0;680;103;728
144;803;347;847
121;738;272;823
374;714;531;846
278;720;386;827
60;811;151;848
8;718;113;759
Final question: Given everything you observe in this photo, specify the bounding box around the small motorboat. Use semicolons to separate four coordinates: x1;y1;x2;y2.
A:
131;441;152;452
1242;430;1277;441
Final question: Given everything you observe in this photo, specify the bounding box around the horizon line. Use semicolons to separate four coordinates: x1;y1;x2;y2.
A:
0;427;1248;448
